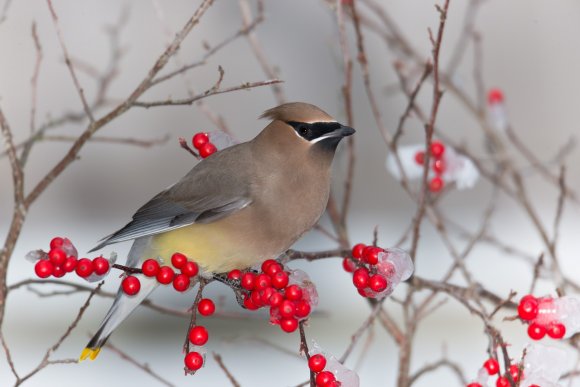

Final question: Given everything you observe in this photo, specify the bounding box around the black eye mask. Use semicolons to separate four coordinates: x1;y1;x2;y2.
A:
286;121;342;141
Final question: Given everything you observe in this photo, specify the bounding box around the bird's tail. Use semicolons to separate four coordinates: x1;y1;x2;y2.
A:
81;237;157;361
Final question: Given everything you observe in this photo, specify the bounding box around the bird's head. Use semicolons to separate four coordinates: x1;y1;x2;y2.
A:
255;102;355;157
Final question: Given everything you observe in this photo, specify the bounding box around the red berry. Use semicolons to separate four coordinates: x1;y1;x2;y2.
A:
488;88;504;104
141;259;160;277
280;317;298;333
294;300;311;318
198;298;216;316
315;371;335;386
184;351;204;370
430;141;445;158
353;268;370;289
227;269;242;280
50;237;64;250
369;274;388;292
271;271;289;289
362;246;382;265
280;300;296;318
269;292;284;307
52;265;65;278
496;376;509;387
351;243;366;260
92;257;110;276
260;287;276;305
241;272;256;290
171;253;187;269
467;384;482;387
63;256;77;272
181;261;199;277
429;176;444;192
243;294;259;310
34;260;53;278
265;263;283;277
75;258;94;278
432;159;446;175
156;266;175;285
518;295;539;321
261;259;278;272
251;290;264;308
547;322;566;339
342;258;356;273
414;151;425;165
483;358;500;375
528;322;546;340
48;248;67;266
255;274;272;290
192;132;209;149
509;364;522;382
173;273;191;292
122;276;141;295
199;142;217;158
285;285;303;301
188;326;209;346
308;354;327;373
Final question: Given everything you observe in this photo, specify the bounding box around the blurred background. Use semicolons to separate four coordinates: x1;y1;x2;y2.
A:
1;0;580;385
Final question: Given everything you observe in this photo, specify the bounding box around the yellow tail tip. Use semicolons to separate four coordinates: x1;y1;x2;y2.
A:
80;347;101;361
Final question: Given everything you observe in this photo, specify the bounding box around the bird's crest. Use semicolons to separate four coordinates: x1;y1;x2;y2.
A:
260;102;335;124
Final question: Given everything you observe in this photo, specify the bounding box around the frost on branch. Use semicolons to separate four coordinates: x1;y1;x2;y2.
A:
308;341;360;387
487;88;509;131
385;143;479;191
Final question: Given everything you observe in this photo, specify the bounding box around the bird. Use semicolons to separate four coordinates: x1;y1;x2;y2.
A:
80;102;355;361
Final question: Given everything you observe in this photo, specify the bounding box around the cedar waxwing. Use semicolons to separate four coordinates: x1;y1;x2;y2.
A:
80;102;355;360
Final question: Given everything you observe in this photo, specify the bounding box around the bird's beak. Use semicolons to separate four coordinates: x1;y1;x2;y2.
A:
326;124;356;139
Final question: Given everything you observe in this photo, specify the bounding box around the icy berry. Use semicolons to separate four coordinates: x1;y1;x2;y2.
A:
483;358;499;375
141;259;160;277
181;261;199;277
92;257;110;276
192;132;209;149
271;271;289;289
199;143;217;158
50;237;64;250
432;159;446;175
285;285;303;301
430;141;445;158
173;274;191;292
362;246;382;265
156;266;175;285
518;295;539;321
509;364;522;382
63;257;77;272
184;351;204;370
75;258;94;278
488;88;504;104
241;272;256;290
315;371;336;386
308;354;327;373
342;258;357;273
198;299;216;316
429;176;444;192
122;276;141;295
351;243;366;260
280;317;298;333
227;269;242;280
171;253;187;269
294;300;311;318
48;248;67;266
188;326;209;346
547;322;566;339
369;274;388;292
528;322;546;340
35;259;53;278
352;268;370;289
467;384;482;387
496;376;509;387
414;151;425;165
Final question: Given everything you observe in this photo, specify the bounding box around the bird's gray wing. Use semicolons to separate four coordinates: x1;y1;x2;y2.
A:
89;144;253;252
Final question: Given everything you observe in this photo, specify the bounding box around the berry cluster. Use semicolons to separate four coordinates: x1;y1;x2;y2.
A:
466;358;525;387
518;295;570;340
308;354;340;387
33;237;112;281
414;140;446;192
343;244;413;299
192;132;217;158
228;260;317;333
184;297;216;372
122;253;200;296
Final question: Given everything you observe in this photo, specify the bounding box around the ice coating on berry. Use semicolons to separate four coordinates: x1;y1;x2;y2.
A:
555;296;580;336
288;269;318;307
208;131;238;151
309;342;360;387
26;249;48;263
385;144;479;190
535;297;558;327
60;238;78;258
521;343;567;387
383;248;413;282
474;367;490;384
488;102;508;131
84;252;117;283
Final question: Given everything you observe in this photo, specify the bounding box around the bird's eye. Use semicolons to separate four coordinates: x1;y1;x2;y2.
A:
298;126;308;137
